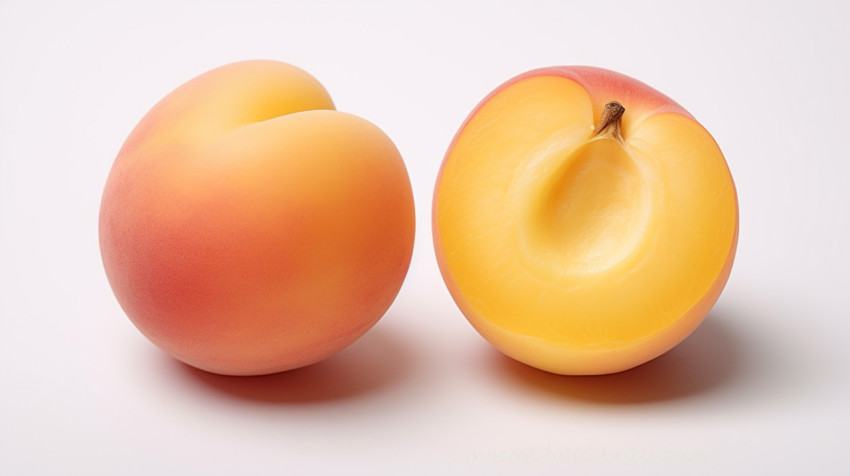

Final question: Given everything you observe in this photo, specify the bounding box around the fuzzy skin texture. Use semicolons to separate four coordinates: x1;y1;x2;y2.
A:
100;61;415;376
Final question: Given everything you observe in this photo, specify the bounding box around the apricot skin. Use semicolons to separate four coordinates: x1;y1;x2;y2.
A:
100;61;415;376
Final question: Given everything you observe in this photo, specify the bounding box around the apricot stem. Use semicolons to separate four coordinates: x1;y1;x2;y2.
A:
594;101;625;143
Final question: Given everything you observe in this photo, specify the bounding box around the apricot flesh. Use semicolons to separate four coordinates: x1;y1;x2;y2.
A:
433;68;738;375
100;61;415;376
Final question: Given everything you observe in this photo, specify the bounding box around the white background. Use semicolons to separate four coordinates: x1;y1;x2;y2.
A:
2;1;849;474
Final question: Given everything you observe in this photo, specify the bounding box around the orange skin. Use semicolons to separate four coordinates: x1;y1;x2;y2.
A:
100;61;415;376
433;66;738;375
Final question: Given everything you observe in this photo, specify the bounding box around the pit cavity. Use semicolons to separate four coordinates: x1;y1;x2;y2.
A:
524;138;651;276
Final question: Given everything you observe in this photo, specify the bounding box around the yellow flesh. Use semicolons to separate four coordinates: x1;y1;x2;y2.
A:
437;76;736;352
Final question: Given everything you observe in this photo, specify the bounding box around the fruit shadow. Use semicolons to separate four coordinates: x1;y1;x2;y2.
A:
493;309;743;404
172;321;416;404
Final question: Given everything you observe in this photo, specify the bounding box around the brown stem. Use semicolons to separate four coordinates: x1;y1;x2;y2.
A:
593;101;625;143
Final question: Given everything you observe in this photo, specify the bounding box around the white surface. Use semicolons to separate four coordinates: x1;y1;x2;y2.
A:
1;1;849;474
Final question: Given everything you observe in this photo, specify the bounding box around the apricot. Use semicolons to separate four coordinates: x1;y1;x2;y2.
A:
433;67;738;375
100;60;415;376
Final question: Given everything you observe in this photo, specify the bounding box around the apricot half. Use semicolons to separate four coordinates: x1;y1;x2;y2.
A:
433;67;738;375
100;61;415;376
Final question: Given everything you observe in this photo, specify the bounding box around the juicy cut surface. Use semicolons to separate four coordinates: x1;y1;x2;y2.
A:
435;75;737;349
